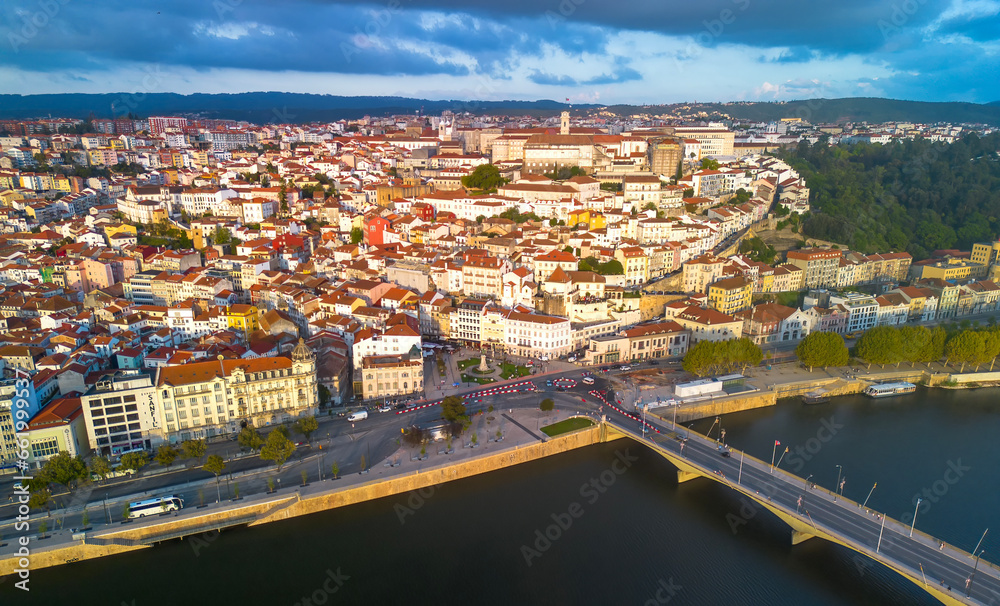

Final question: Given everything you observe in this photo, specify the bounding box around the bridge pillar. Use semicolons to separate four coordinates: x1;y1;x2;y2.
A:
791;530;815;545
677;470;700;484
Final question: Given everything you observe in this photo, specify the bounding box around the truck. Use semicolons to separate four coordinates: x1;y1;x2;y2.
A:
347;410;368;422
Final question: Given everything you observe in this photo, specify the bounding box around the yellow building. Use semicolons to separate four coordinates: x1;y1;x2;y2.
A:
567;209;607;230
226;304;260;337
919;258;987;281
971;240;1000;267
104;223;138;240
708;276;753;315
614;247;649;287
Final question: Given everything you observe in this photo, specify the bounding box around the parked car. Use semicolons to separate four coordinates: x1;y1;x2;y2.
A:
378;405;392;413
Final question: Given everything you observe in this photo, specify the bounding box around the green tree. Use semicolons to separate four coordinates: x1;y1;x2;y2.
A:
279;185;289;214
293;415;319;443
89;456;112;483
181;439;207;461
40;451;89;492
441;395;468;424
154;445;178;467
855;326;904;368
899;325;931;366
796;331;849;371
260;429;296;471
984;329;1000;371
539;398;555;412
461;164;506;191
238;426;264;451
350;227;364;245
213;227;233;245
682;340;718;377
318;384;331;406
203;454;226;492
331;461;339;479
946;330;986;372
920;326;948;365
700;158;720;170
118;452;149;474
28;488;52;513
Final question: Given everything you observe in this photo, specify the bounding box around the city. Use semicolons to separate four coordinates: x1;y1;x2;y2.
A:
1;1;1000;605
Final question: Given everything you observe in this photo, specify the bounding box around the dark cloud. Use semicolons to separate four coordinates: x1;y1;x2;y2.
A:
528;71;578;86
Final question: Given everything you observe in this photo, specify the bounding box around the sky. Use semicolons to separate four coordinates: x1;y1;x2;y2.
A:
2;0;999;104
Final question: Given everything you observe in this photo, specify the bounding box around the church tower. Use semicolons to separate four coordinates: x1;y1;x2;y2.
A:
560;111;570;135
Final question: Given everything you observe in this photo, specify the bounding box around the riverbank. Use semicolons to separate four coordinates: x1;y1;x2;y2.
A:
654;366;998;425
0;419;619;576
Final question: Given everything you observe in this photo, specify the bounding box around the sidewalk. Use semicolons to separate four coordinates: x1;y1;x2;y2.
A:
0;407;593;559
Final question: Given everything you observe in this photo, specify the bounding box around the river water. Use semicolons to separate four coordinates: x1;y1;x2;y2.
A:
9;388;1000;605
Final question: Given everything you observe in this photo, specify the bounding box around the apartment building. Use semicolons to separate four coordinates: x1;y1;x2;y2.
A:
155;342;318;440
504;311;572;359
80;369;161;457
707;276;753;316
359;354;424;400
785;248;842;289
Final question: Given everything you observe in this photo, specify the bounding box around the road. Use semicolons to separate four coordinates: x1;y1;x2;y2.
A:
601;406;1000;605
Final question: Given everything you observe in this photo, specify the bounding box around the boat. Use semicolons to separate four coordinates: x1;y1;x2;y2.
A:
864;382;917;398
802;391;830;404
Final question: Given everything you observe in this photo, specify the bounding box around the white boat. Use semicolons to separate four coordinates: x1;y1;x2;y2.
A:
864;382;917;398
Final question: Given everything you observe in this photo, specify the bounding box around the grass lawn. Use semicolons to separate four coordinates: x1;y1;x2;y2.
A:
500;362;531;380
460;373;495;385
456;357;481;371
541;417;595;437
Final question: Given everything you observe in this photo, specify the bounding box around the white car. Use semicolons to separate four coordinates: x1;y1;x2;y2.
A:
378;405;392;412
567;356;577;363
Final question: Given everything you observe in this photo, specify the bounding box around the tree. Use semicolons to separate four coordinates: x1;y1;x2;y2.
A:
279;185;289;214
89;456;112;483
855;326;904;368
946;330;986;372
984;329;1000;371
331;461;339;479
682;341;717;377
350;227;364;245
28;488;52;514
461;164;506;191
213;227;232;245
700;158;720;170
403;426;426;447
260;429;296;470
642;202;658;212
898;325;931;366
118;452;149;475
796;332;849;371
293;415;319;443
203;454;226;483
154;445;178;467
318;384;331;406
181;439;207;462
238;426;264;451
40;451;89;492
539;398;554;412
441;395;467;424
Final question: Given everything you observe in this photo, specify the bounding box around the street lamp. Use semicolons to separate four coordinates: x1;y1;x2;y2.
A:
968;549;986;597
770;440;781;473
805;474;814;490
910;497;923;537
835;465;843;502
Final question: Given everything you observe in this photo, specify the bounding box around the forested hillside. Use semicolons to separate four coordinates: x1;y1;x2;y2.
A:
778;134;1000;259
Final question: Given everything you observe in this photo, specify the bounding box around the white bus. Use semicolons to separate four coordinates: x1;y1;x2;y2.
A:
128;495;185;519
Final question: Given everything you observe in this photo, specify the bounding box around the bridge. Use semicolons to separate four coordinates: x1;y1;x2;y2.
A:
606;416;1000;606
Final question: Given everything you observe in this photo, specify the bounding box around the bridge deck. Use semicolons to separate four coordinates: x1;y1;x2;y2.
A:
608;419;1000;606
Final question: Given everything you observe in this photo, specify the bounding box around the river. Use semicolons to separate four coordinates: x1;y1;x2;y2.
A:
8;387;1000;605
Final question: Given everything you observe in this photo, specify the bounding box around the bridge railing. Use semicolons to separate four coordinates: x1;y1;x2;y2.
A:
623;420;998;580
617;423;988;604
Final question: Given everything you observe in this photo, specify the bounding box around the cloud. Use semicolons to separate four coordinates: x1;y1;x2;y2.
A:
0;0;998;103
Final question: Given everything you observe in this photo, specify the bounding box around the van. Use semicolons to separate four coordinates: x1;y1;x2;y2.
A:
347;410;368;422
582;377;595;385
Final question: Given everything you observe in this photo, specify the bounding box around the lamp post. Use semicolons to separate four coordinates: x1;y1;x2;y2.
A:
863;482;877;509
910;497;923;537
968;549;986;597
770;440;780;473
805;474;814;490
104;493;110;524
835;465;843;502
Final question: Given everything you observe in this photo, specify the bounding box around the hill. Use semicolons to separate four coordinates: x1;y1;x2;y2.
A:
777;134;1000;259
3;93;999;125
0;92;595;123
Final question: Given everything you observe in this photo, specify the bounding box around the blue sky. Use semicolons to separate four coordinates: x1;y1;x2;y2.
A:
2;0;999;103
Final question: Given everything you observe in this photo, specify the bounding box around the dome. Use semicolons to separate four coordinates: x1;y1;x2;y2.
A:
291;337;314;362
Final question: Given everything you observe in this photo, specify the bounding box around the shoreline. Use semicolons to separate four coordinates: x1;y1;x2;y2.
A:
0;422;620;576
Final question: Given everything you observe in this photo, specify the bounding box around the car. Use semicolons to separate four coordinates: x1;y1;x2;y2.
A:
556;386;566;392
582;377;595;385
648;360;659;365
394;403;406;410
378;405;392;412
405;403;416;409
546;380;553;386
567;356;577;362
620;365;631;371
720;450;731;458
